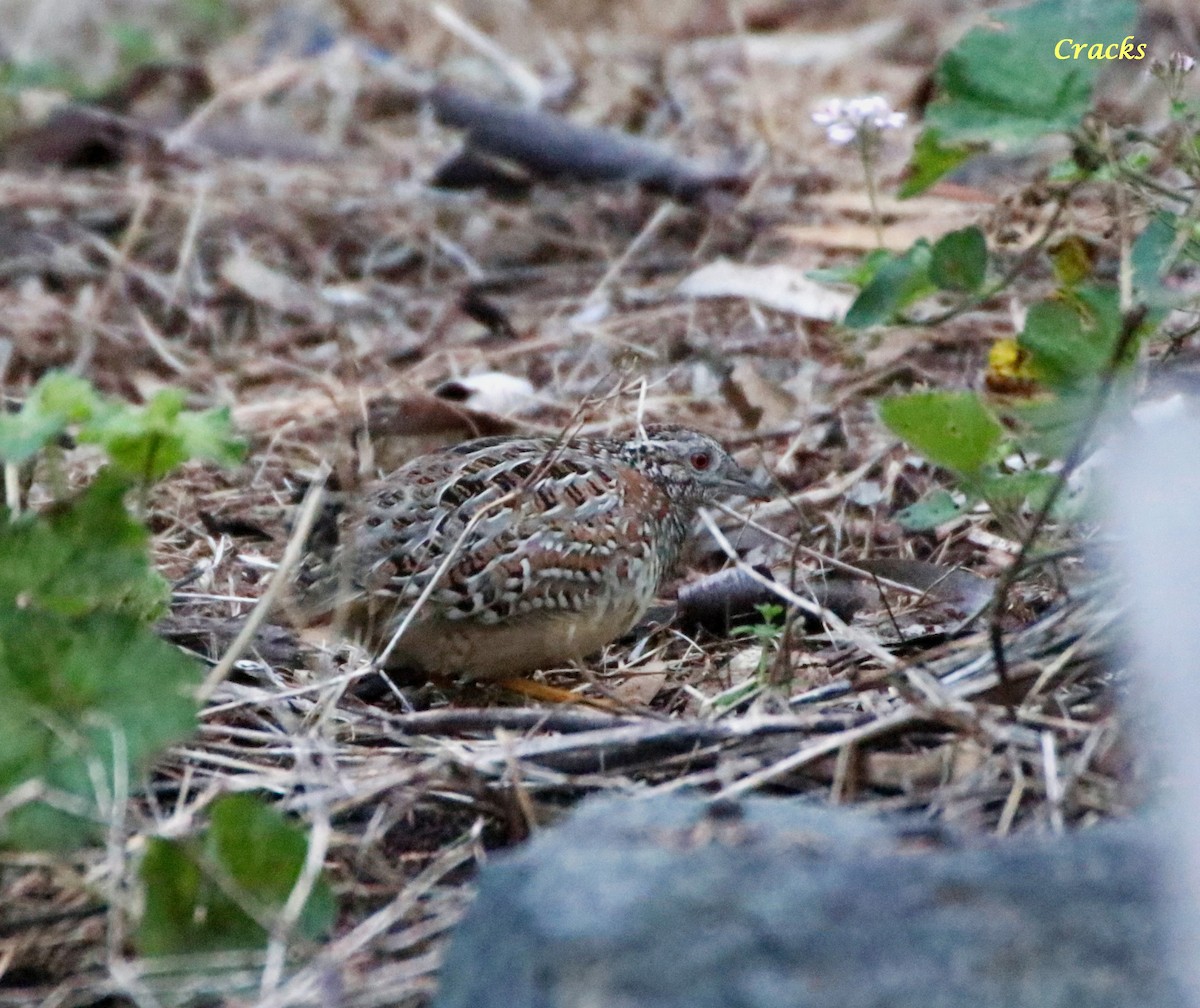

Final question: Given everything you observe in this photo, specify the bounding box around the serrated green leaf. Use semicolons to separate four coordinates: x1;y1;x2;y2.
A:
0;469;166;620
895;488;971;531
926;0;1137;144
79;390;186;481
0;610;201;850
0;465;191;850
881;391;1004;477
843;241;934;328
176;406;246;468
32;372;98;421
78;391;245;482
1;374;244;479
930;226;987;292
138;794;336;956
0;411;65;466
899;129;977;198
0;372;98;465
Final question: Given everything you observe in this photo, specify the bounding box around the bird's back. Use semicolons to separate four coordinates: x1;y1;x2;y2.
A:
291;426;762;678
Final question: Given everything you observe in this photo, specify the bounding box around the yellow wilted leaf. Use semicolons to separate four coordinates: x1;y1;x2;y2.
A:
984;338;1045;400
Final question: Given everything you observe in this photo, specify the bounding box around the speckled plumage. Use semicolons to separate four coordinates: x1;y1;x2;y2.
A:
294;425;766;679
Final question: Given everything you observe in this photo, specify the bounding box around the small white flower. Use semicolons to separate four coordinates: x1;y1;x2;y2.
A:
826;122;858;145
811;98;845;125
1153;52;1197;81
1169;51;1196;74
811;94;906;146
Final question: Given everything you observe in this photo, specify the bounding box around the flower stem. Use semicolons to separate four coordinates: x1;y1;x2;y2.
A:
859;136;884;248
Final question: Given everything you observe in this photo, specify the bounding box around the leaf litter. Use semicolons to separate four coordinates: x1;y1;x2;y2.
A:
0;1;1164;1003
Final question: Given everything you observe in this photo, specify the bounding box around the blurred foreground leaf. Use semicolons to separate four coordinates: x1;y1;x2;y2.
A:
880;391;1004;480
904;0;1137;192
138;794;336;956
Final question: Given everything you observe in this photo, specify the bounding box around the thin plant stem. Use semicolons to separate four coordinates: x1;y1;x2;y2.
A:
859;136;885;248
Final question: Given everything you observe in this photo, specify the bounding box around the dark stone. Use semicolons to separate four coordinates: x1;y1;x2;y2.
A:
433;796;1184;1008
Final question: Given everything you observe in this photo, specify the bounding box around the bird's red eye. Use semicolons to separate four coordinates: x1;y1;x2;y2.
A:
690;451;712;471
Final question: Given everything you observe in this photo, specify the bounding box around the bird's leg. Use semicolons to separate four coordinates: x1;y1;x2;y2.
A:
495;676;619;710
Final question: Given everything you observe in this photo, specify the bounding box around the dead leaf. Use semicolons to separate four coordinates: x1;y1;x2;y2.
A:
678;258;852;321
779;222;928;254
608;666;670;708
680;19;904;69
219;249;332;324
720;360;798;430
780;190;993;254
811;741;988;791
861;329;930;373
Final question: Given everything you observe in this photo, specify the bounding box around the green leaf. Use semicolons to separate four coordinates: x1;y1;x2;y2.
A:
807;248;892;288
1018;285;1129;394
34;372;99;421
78;391;245;482
899;129;977;198
0;58;87;98
881;390;1004;477
0;372;98;465
108;22;161;73
0;374;245;852
930;226;987;292
0;374;244;479
1132;212;1181;301
0;411;65;467
0;467;197;850
138;794;336;956
980;470;1060;509
138;840;225;953
843;241;935;328
994;395;1084;460
0;469;167;620
176;406;246;468
926;0;1137;143
1020;301;1090;390
895;488;972;531
0;610;201;850
1132;212;1174;288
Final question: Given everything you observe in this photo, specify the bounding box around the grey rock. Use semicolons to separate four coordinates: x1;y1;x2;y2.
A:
433;796;1184;1008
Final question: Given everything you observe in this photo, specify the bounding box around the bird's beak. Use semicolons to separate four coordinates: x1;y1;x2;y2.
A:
720;468;773;501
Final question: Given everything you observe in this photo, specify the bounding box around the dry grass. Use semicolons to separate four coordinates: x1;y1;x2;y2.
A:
0;0;1169;1004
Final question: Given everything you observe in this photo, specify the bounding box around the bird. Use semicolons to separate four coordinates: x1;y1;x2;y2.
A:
292;424;768;680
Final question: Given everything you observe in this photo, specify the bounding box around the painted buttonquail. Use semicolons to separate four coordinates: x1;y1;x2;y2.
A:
293;425;767;679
